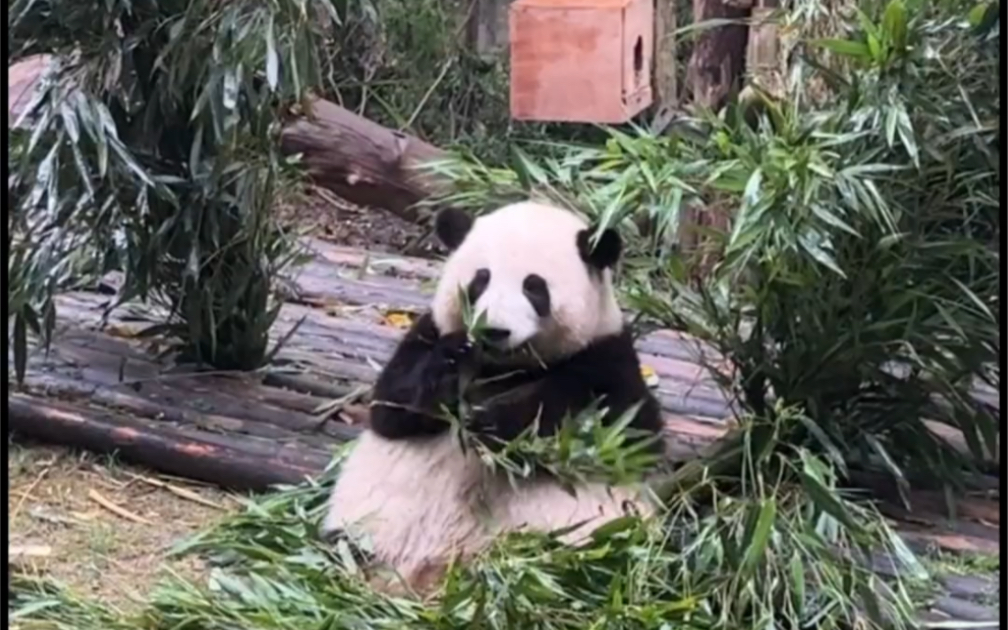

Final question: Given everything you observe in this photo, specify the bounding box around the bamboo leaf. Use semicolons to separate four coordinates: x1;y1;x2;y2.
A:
740;499;777;575
812;38;872;58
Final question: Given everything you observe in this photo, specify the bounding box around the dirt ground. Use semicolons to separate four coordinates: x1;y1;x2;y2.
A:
276;188;436;256
7;438;242;610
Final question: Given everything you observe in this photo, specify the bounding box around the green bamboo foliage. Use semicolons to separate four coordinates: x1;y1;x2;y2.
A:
8;0;340;378
6;1;998;628
426;0;1000;493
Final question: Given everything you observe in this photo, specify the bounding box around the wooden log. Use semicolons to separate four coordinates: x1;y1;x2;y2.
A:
42;287;1002;472
302;236;442;281
23;371;360;443
11;387;1001;566
7;393;337;490
930;596;998;622
280;98;450;223
9;369;1003;559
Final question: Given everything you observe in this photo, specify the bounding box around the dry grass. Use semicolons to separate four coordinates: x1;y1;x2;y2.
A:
7;438;243;611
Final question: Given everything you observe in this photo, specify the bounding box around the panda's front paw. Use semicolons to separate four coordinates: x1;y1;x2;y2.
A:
421;331;475;396
435;331;475;367
465;407;514;448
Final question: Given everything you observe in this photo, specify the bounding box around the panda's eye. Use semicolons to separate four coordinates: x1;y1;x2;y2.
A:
523;274;551;317
467;268;491;302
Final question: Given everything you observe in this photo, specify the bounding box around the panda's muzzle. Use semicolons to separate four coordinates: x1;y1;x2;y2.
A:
481;327;512;348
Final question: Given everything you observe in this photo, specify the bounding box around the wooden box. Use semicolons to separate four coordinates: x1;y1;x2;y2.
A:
508;0;653;124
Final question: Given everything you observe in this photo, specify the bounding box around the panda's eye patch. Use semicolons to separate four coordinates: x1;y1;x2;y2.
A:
523;274;551;317
467;268;491;302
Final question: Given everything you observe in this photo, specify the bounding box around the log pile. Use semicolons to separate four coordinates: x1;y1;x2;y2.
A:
6;237;1001;559
8;237;735;490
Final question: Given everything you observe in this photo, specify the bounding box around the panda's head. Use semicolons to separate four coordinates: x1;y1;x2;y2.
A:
431;201;625;363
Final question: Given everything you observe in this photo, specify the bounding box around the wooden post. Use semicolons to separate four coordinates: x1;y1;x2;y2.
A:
652;0;679;127
468;0;520;57
745;0;779;93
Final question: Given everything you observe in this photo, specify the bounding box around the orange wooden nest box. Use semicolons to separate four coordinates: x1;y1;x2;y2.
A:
508;0;654;124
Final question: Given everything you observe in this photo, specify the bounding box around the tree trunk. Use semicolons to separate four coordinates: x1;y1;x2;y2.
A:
8;393;334;490
651;0;679;129
685;0;750;110
679;0;750;272
8;54;50;127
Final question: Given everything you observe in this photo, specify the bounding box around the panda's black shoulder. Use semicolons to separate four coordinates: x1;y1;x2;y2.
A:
557;326;665;435
564;327;642;373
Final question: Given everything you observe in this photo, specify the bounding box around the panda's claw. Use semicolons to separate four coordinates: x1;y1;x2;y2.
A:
437;331;475;361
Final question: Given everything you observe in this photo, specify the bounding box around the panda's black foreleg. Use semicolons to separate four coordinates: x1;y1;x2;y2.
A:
559;329;666;455
467;329;665;456
466;378;588;450
369;312;475;440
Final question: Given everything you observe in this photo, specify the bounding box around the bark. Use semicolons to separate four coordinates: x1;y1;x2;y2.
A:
685;0;750;110
280;98;451;223
678;0;751;268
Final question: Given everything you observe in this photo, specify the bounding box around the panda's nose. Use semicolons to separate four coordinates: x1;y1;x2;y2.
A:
482;327;511;346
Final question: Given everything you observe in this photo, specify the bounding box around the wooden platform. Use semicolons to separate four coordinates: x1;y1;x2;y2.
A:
7;237;1001;627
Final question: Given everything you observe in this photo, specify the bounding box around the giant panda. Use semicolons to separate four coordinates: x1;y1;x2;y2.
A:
322;200;666;594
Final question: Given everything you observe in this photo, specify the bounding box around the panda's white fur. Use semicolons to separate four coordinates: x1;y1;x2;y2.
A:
322;201;657;593
430;201;625;361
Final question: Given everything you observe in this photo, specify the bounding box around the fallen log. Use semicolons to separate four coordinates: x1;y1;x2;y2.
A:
7;393;336;490
9;55;450;225
281;98;450;223
21;371;362;443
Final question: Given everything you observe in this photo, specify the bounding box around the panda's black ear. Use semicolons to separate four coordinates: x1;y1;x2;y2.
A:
577;227;622;270
434;208;474;250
